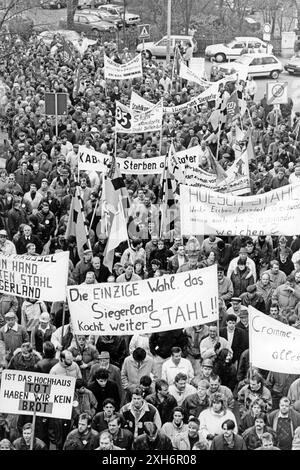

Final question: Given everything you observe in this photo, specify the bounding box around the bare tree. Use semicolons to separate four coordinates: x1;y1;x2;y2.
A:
293;0;300;33
67;0;78;29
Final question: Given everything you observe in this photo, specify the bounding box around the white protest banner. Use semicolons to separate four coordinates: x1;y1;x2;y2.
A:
185;149;250;195
249;306;300;374
0;370;75;419
130;91;153;113
115;101;132;133
175;145;201;166
131;100;163;134
117;155;165;174
78;145;110;172
163;88;216;114
185;165;218;188
180;183;300;236
217;149;251;196
104;54;143;80
67;265;218;336
0;251;69;301
179;62;210;87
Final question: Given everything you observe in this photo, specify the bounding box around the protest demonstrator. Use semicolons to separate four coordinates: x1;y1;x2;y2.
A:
1;23;300;453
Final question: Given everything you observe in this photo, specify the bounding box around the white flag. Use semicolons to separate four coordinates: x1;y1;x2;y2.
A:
103;199;128;272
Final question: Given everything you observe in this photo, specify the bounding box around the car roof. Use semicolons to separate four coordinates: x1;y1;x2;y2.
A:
234;36;264;40
162;35;194;39
39;29;79;37
242;53;277;58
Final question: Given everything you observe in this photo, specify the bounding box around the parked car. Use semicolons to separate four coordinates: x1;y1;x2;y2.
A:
217;53;283;79
40;0;67;8
205;36;272;62
97;4;140;26
37;29;81;46
284;55;300;75
73;12;117;37
77;0;105;8
78;8;122;28
136;35;197;58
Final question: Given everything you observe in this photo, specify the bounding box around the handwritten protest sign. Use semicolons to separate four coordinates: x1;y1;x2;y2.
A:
185;148;250;195
0;371;75;419
67;265;218;335
104;54;143;80
0;251;69;301
180;183;300;236
78;146;110;172
249;306;300;374
131;100;163;134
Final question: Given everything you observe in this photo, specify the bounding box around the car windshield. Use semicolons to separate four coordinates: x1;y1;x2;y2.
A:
234;56;252;65
103;8;119;16
85;14;101;22
224;40;236;47
291;56;300;63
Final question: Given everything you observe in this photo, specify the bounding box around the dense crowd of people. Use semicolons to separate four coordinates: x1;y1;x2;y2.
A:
0;30;300;451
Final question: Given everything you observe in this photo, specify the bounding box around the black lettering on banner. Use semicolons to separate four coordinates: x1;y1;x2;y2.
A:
19;400;53;414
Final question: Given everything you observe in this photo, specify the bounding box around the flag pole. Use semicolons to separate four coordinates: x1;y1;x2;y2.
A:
248;307;253;381
30;398;37;451
61;301;66;346
246;106;254;128
216;122;222;160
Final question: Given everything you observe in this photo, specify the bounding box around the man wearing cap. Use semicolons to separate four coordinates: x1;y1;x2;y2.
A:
235;309;250;350
38;178;50;199
240;284;266;313
0;229;16;255
36;201;56;244
0;311;29;362
31;312;56;354
227;247;257;282
0;293;18;329
73;249;93;284
88;351;122;400
223;297;239;323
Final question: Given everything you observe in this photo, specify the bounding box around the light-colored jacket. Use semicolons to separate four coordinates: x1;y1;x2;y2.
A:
121;355;157;390
161;421;188;447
